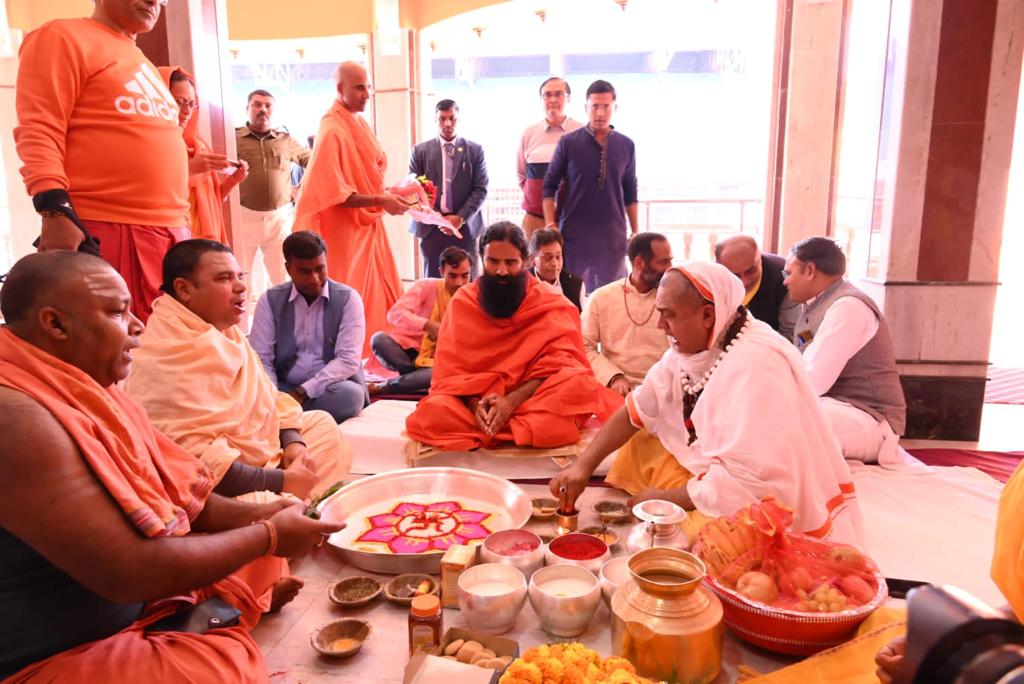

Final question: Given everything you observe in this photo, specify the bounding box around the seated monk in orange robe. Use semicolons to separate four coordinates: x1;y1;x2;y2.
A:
293;61;409;358
0;252;343;683
405;221;622;450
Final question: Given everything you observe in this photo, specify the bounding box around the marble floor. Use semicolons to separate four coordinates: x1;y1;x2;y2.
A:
253;402;1024;683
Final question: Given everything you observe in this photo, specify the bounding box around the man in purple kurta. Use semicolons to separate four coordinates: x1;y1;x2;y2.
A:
542;79;638;291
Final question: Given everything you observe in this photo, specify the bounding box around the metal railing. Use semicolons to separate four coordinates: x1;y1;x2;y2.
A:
482;188;763;262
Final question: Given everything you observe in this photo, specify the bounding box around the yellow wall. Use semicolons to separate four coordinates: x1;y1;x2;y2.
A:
400;0;508;30
226;0;374;39
4;0;510;38
5;0;91;32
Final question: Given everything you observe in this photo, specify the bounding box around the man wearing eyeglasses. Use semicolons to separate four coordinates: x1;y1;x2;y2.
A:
235;90;311;307
14;0;189;323
516;77;583;239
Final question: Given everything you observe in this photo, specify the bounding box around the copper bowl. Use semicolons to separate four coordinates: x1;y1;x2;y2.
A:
702;564;888;655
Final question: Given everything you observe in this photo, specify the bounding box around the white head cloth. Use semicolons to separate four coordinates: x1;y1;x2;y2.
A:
667;260;745;382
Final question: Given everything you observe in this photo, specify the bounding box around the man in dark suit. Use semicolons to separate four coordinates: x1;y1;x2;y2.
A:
715;235;798;340
409;99;489;277
528;228;585;312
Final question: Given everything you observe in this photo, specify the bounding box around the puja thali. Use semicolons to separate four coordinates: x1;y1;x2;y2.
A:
319;467;532;574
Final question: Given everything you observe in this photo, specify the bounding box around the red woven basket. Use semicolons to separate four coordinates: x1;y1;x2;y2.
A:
702;558;888;655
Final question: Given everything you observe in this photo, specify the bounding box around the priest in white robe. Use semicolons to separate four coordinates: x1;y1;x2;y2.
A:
551;261;864;546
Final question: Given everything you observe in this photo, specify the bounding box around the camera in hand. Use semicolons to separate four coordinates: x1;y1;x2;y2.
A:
900;585;1024;684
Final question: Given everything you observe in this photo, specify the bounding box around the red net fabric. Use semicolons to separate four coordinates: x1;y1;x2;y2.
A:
697;498;879;612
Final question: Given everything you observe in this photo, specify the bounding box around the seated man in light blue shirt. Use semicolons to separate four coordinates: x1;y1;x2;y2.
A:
250;231;369;423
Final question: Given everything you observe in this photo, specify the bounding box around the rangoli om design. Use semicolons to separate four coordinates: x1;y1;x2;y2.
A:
355;500;493;554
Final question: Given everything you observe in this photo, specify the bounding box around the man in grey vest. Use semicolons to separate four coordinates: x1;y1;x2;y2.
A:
784;237;908;465
250;231;369;423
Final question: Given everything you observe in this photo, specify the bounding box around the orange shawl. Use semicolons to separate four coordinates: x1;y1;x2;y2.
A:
293;100;386;233
159;66;227;243
992;460;1024;620
0;327;211;537
409;277;622;443
414;279;451;368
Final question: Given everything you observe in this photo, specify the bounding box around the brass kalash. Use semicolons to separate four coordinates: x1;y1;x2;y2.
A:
611;547;724;684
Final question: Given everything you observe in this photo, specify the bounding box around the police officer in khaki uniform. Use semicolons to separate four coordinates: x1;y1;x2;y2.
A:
235;89;311;303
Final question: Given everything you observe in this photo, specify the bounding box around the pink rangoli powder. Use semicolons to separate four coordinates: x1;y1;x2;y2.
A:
355;500;493;554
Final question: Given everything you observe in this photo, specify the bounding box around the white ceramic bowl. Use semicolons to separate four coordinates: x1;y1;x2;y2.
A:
545;532;611;574
480;529;545;580
457;563;528;634
528;564;602;637
598;556;632;607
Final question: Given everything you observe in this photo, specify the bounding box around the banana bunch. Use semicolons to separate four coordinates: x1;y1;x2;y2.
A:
696;516;765;586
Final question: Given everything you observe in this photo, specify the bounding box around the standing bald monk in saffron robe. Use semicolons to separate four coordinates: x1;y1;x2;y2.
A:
14;0;190;323
293;61;409;357
0;252;343;682
405;222;622;450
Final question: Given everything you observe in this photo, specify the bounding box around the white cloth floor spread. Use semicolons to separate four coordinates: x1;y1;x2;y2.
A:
851;462;1004;606
340;399;616;478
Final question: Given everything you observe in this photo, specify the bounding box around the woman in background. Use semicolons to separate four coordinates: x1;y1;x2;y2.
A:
161;67;247;242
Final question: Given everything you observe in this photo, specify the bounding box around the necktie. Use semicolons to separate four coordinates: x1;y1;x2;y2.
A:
441;142;455;214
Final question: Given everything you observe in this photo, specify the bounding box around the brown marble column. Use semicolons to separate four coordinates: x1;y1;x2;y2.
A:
861;0;1023;440
916;0;999;283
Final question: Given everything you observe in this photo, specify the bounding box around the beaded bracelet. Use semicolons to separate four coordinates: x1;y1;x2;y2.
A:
256;519;278;557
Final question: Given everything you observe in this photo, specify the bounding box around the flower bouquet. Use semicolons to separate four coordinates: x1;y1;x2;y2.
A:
386;173;461;238
499;643;655;684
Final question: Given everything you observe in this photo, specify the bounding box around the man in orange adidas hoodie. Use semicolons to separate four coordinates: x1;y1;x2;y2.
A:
14;0;190;323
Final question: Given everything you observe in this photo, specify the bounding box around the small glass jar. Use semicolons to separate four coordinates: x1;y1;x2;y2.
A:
408;593;443;655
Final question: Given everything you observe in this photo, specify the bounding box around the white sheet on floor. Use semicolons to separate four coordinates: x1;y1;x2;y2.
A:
851;462;1004;606
340;399;615;478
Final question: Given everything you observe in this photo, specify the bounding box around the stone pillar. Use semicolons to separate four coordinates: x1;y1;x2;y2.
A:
369;28;421;282
863;0;1023;439
137;0;241;246
774;0;845;252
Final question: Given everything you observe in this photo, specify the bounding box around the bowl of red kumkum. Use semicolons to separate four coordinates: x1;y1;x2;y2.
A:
545;533;611;574
480;529;546;580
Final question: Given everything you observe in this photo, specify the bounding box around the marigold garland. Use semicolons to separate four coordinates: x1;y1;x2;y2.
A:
498;643;656;684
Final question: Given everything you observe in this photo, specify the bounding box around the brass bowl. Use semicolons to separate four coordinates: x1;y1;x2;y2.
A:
580;525;621;547
593;500;631;524
531;497;559;520
311;618;370;658
384;573;439;606
329;576;383;608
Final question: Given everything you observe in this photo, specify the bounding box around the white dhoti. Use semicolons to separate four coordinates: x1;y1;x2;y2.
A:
819;397;923;471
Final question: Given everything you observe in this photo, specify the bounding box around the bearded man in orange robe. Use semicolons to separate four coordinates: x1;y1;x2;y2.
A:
405;222;622;451
293;61;409;357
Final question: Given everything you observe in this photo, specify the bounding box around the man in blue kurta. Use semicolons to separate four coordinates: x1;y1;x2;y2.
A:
542;79;639;291
250;231;369;423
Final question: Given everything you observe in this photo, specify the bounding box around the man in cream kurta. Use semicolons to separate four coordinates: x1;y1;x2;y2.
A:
583;232;673;395
553;261;864;547
124;240;351;500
